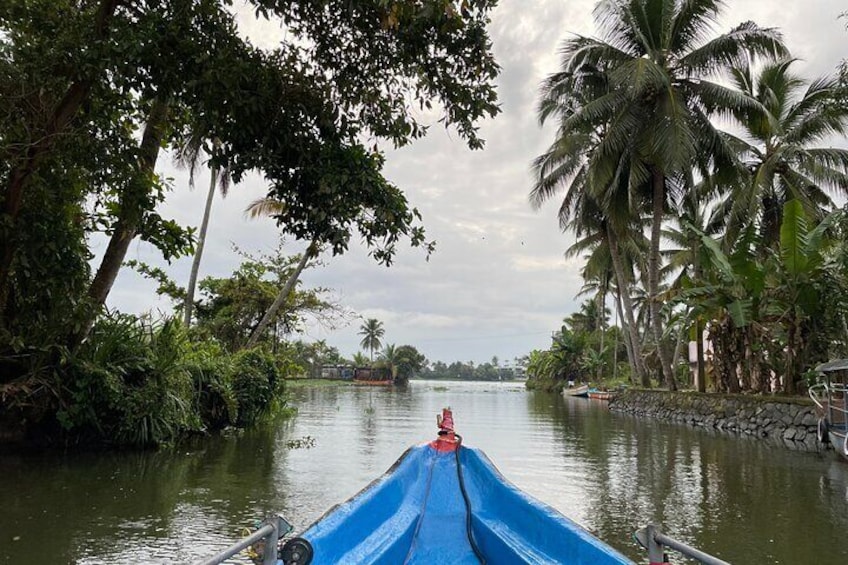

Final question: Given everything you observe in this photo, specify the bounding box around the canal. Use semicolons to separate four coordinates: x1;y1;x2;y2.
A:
1;380;847;564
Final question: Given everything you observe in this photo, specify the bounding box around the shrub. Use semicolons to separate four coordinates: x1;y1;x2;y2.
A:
183;340;237;431
230;348;281;427
62;314;200;447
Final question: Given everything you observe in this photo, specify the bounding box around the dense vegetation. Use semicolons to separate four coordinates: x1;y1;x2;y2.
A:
529;0;848;395
0;1;499;447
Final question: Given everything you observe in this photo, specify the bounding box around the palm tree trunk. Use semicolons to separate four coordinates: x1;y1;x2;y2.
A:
784;313;798;395
597;288;605;381
671;324;686;385
648;168;676;390
615;291;636;382
244;240;317;349
695;318;706;392
183;163;219;327
612;295;619;381
692;254;706;393
70;97;170;348
608;231;649;386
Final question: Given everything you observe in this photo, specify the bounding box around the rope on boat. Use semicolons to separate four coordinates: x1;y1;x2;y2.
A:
454;433;486;565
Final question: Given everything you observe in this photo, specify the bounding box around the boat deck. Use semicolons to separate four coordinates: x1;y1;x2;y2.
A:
295;444;633;564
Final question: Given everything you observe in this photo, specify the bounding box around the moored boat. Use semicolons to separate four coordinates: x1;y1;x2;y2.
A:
588;389;615;401
352;366;394;386
276;409;633;564
563;384;590;398
810;359;848;461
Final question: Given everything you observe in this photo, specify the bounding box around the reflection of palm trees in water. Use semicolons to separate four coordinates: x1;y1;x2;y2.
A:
356;389;379;459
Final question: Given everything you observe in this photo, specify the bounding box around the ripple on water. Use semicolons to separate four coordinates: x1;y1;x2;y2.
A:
3;380;848;564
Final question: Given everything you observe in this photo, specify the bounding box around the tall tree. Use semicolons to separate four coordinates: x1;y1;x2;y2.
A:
533;66;651;386
1;0;500;352
179;136;232;328
664;186;717;392
359;318;385;362
719;59;848;248
242;197;321;349
535;0;786;389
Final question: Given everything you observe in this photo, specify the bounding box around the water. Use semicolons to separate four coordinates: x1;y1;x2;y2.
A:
1;380;847;564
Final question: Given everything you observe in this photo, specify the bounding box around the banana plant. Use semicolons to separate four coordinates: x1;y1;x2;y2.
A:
765;199;838;394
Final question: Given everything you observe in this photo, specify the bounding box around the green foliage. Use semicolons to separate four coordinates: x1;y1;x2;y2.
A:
51;313;292;447
125;260;187;304
393;345;427;380
61;315;200;447
183;339;237;431
229;348;283;427
0;1;500;443
194;244;340;351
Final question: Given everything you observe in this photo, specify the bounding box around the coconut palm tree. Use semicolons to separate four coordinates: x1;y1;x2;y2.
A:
719;59;848;248
533;70;651;386
535;0;786;389
359;318;385;362
177;136;232;328
243;197;321;349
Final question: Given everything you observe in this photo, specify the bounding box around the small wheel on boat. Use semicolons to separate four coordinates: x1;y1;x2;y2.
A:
817;418;830;445
280;537;313;565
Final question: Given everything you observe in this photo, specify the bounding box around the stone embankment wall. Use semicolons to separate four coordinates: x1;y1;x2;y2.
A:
609;389;821;451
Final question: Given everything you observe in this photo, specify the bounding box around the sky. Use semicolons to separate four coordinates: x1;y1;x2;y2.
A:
101;0;848;365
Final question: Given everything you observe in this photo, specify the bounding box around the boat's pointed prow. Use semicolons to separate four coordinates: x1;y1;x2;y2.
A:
284;409;634;564
430;407;460;452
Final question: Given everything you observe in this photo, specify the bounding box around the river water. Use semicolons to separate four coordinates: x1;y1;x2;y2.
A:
1;380;847;564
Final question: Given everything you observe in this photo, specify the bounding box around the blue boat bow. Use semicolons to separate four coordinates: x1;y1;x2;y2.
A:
283;409;633;564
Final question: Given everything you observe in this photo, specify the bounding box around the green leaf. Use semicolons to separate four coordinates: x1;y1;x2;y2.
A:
780;199;808;276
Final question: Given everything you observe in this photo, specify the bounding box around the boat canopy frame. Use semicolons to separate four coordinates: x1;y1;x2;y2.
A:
810;360;848;456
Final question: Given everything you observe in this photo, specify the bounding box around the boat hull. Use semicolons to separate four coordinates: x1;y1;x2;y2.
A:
351;379;394;386
563;384;589;398
828;428;848;462
291;444;633;564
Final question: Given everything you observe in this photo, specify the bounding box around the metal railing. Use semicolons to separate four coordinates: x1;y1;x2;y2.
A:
634;524;731;565
809;382;848;424
195;514;292;565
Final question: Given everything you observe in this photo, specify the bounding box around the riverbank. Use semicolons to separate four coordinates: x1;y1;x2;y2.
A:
609;389;820;451
285;378;355;388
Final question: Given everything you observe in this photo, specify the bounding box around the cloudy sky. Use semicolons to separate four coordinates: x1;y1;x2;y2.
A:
103;0;848;365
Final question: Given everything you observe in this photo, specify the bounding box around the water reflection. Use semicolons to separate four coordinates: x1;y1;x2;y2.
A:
1;380;847;564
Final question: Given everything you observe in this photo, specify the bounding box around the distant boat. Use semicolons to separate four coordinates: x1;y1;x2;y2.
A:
277;409;633;564
563;384;590;398
588;389;615;401
810;359;848;461
352;366;393;386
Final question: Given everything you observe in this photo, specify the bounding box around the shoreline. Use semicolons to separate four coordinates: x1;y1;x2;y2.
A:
608;389;822;452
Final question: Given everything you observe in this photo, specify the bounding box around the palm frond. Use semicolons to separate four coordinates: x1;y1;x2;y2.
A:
245;197;286;219
593;0;646;56
678;21;786;76
645;85;696;172
785;105;848;145
670;0;724;53
784;74;842;129
558;35;636;74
